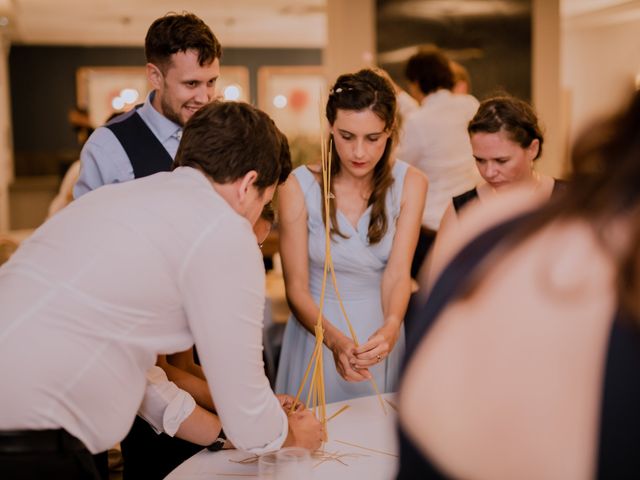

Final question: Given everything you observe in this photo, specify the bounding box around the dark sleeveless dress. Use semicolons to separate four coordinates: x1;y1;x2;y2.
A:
452;179;568;214
397;211;640;479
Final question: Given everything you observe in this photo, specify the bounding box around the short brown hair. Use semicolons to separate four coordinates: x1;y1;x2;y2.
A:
173;101;292;190
145;12;222;73
405;49;454;95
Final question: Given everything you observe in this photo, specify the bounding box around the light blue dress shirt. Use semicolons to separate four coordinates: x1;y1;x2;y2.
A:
74;91;182;198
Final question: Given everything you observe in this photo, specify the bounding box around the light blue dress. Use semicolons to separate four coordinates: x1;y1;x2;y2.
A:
275;160;409;403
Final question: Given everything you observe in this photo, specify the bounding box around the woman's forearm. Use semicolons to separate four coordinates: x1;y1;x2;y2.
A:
286;287;347;350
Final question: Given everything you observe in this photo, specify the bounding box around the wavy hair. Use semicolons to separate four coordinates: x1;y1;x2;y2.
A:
145;12;222;73
323;69;397;244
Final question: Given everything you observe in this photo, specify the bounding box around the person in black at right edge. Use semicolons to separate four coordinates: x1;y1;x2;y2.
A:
397;89;640;479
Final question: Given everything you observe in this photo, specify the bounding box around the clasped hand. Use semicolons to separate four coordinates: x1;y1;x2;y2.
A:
330;324;399;382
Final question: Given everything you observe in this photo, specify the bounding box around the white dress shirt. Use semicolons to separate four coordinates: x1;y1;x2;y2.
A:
397;89;481;230
0;167;287;454
139;366;196;437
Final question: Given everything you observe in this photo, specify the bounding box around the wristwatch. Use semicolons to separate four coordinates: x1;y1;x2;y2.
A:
206;429;227;452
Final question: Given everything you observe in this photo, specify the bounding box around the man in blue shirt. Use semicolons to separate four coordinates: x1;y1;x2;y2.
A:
74;12;222;198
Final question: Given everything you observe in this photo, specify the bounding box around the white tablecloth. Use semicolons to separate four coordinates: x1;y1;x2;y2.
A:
165;393;399;479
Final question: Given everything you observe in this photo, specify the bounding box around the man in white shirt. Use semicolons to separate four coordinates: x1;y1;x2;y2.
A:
0;101;323;479
396;49;480;277
73;14;223;478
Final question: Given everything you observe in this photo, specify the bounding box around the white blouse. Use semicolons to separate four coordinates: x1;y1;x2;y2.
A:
398;89;481;230
0;167;287;454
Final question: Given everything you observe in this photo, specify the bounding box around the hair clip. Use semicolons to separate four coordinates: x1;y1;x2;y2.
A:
329;86;353;95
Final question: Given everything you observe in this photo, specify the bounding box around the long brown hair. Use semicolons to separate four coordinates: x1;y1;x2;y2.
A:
323;69;397;244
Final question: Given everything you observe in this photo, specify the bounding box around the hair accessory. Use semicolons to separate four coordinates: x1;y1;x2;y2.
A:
329;86;354;95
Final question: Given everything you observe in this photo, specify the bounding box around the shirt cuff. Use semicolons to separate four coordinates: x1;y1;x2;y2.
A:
235;407;288;455
138;366;197;436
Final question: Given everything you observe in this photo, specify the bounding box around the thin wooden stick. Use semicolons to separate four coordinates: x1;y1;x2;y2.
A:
291;92;332;427
334;439;398;458
229;455;259;465
215;474;257;477
385;398;399;412
326;256;387;414
326;404;350;422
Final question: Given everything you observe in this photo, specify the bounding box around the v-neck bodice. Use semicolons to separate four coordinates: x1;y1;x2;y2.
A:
275;160;410;403
294;161;408;299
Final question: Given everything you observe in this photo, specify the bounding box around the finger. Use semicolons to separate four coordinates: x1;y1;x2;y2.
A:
346;364;371;381
355;347;388;362
339;364;367;382
348;359;372;376
354;337;381;355
353;357;378;368
356;349;388;366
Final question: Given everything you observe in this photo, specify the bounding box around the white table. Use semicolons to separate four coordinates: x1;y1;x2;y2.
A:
165;393;399;479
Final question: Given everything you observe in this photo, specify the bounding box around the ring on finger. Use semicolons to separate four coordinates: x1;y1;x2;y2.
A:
376;354;382;362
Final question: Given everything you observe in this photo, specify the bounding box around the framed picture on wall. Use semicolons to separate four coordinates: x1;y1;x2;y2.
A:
76;66;150;128
218;66;250;102
257;66;326;167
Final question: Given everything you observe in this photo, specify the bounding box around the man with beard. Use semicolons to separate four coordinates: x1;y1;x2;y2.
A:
74;12;221;197
72;13;222;478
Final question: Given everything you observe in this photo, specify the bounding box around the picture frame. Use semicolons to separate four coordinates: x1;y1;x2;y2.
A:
218;65;250;103
76;66;150;128
257;66;326;167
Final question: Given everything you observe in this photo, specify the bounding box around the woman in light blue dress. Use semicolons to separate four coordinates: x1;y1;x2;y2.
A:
275;69;427;403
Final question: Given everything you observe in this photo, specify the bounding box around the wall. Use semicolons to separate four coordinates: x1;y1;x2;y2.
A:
562;18;640;147
7;45;321;229
376;0;532;102
325;0;375;84
0;32;11;231
532;0;565;178
9;45;322;177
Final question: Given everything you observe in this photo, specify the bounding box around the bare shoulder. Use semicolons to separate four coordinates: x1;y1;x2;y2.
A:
404;164;428;188
401;164;428;199
278;172;307;223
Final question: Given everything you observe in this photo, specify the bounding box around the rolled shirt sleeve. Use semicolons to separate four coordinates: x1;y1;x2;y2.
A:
138;366;197;437
179;213;288;454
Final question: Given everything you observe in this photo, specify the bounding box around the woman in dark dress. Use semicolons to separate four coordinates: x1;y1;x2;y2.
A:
397;91;640;478
426;95;565;286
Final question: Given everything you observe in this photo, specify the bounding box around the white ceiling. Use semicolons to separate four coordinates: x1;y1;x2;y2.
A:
0;0;326;48
0;0;639;48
